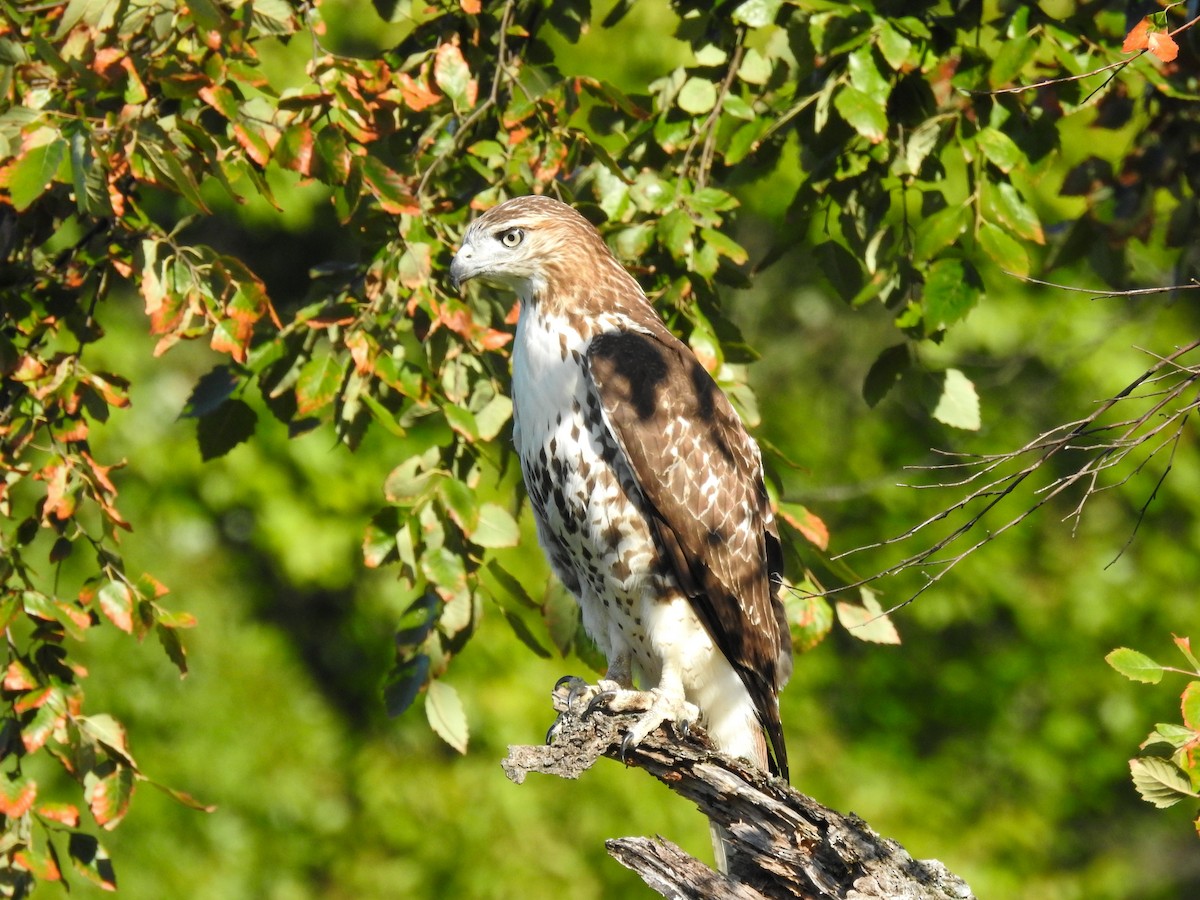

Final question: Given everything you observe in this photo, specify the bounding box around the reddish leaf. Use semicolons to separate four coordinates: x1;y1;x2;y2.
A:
1147;31;1178;62
4;659;37;691
97;580;134;633
1123;19;1150;52
1183;681;1200;732
295;354;343;416
86;766;136;830
38;802;80;827
397;72;440;111
0;776;38;817
14;844;60;882
779;502;830;550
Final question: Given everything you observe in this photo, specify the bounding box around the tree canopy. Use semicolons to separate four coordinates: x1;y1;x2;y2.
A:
1;0;1199;896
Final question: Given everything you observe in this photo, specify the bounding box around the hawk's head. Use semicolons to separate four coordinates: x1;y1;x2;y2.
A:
450;195;620;304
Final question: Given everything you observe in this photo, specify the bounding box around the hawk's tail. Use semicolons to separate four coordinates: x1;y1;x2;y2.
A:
708;724;770;876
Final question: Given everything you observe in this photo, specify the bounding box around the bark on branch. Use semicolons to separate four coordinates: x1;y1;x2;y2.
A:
501;682;975;900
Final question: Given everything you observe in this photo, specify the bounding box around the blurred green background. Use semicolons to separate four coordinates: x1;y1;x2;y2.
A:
30;2;1200;898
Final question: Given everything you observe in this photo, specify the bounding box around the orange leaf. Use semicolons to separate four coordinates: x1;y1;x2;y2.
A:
460;0;481;12
1123;18;1150;52
1147;31;1179;62
37;802;80;827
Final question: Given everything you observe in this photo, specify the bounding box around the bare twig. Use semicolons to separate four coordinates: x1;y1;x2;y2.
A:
821;340;1200;615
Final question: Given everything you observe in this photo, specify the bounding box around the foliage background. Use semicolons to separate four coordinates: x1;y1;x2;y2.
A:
2;0;1199;897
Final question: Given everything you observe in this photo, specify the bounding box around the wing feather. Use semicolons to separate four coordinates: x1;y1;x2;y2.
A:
586;325;791;778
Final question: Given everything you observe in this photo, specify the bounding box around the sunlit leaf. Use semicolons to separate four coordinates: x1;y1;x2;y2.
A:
8;138;66;210
932;368;981;431
835;589;901;644
471;503;520;548
677;76;717;115
833;86;887;144
1130;756;1197;808
425;679;469;754
1106;647;1165;684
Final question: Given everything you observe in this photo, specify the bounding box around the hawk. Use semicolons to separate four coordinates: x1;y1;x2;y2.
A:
450;195;791;865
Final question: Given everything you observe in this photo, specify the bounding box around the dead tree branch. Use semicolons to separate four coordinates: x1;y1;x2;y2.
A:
502;683;975;900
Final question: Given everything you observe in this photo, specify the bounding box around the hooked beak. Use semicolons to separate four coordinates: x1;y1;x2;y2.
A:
449;244;475;291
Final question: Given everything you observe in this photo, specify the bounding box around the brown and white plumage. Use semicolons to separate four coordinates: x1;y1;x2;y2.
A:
450;195;791;862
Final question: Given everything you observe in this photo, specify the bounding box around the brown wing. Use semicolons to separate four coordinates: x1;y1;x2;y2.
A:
587;326;791;779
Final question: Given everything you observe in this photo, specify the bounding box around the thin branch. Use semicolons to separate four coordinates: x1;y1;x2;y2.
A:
1003;271;1200;298
821;340;1200;613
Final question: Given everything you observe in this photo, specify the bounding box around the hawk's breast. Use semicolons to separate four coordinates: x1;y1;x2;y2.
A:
510;306;678;667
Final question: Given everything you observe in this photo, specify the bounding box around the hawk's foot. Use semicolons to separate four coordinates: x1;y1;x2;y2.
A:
586;686;700;761
546;675;624;744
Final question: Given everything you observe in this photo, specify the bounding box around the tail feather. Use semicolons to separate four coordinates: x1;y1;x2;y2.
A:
708;721;770;875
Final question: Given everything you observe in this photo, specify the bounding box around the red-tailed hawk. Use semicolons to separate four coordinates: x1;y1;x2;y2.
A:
451;195;791;866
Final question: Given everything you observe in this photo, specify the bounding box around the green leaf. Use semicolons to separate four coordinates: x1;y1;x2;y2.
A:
156;623;188;677
833;86;887;144
731;0;782;28
439;478;479;536
736;48;772;85
848;45;890;104
677;77;717;115
699;228;748;265
814;241;864;302
433;42;473;112
1130;756;1197;808
975;127;1023;173
863;343;910;407
903;118;943;177
985;181;1044;245
501;609;552;659
932;368;981;431
425;680;469;754
196;398;258;461
9;138;66;210
1106;647;1165;684
471;503;520;548
485;559;537;609
878;22;915;70
913;203;968;260
1141;723;1199;750
979;220;1029;274
924;258;981;329
384;457;442;504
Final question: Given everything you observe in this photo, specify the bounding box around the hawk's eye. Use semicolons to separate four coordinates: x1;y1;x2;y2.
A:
498;228;524;248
